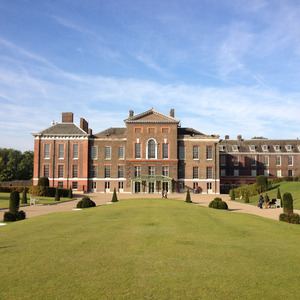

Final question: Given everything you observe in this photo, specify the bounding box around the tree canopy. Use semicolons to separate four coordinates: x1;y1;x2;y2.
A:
0;148;34;181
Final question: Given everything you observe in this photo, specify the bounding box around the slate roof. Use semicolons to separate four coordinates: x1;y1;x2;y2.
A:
219;139;300;153
33;123;88;136
95;127;127;137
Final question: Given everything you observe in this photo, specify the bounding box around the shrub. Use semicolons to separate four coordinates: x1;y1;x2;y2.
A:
16;210;26;220
9;191;20;214
209;197;228;210
244;189;249;203
229;189;235;200
68;188;73;199
185;189;192;203
37;177;49;187
76;197;96;208
112;188;118;202
277;187;282;207
3;212;17;222
282;192;293;215
256;175;268;193
55;187;60;201
21;188;27;204
279;213;300;224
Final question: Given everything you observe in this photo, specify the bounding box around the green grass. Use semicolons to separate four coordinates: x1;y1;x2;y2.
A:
0;193;72;209
235;181;300;210
0;198;299;299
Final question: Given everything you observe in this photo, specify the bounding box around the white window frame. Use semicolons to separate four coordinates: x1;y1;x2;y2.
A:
58;144;64;159
118;146;125;160
206;167;213;179
179;146;185;160
251;169;257;177
193;146;199;160
288;156;293;166
73;144;79;159
91;146;98;160
276;156;281;166
162;166;169;177
193;167;199;179
147;139;157;159
72;165;78;178
206;146;213;160
251;156;257;166
163;143;169;159
264;156;269;166
105;146;111;160
262;145;268;152
135;143;141;159
104;165;111;178
232;145;238;152
249;145;256;152
135;166;141;177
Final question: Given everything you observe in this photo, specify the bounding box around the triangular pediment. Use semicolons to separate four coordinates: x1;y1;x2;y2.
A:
124;108;180;124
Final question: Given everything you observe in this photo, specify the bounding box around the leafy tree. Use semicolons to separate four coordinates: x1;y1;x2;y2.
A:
256;175;268;193
230;189;235;200
282;192;293;215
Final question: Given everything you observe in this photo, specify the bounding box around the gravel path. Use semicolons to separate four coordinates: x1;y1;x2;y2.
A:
1;193;298;222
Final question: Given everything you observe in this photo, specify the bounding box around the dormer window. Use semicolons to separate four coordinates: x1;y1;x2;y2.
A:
249;145;256;152
262;145;268;152
219;145;225;152
274;145;281;152
232;145;238;152
286;145;293;151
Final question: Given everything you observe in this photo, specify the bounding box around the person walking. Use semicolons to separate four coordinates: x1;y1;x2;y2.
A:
264;193;270;209
258;194;264;209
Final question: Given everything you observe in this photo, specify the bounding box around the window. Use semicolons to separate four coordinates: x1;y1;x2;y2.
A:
148;139;156;159
262;145;268;152
72;182;78;189
162;166;169;177
219;145;225;152
286;145;292;151
135;166;141;177
105;146;111;160
274;145;281;151
135;143;141;159
58;181;63;188
193;167;199;179
90;165;98;178
277;170;282;177
232;145;238;151
193;146;199;160
72;165;78;178
179;146;185;160
206;167;213;179
264;169;269;177
118;146;125;160
118;166;124;178
73;144;79;159
264;156;269;166
206;146;213;160
58;144;64;159
220;169;226;176
249;145;256;152
233;156;239;166
58;165;64;178
288;170;294;176
220;155;226;166
91;146;98;159
178;166;185;179
288;156;293;166
251;170;257;177
276;156;281;166
148;166;155;176
162;143;169;159
44;165;49;178
234;169;239;177
251;156;257;166
44;144;50;159
104;166;111;178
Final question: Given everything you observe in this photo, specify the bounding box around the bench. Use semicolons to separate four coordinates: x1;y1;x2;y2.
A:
30;196;40;205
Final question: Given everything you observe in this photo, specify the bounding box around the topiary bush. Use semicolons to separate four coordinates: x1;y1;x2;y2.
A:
282;192;293;215
3;212;17;222
185;189;192;203
209;197;228;210
112;188;118;202
76;197;96;208
229;189;235;200
37;177;49;187
21;188;27;204
16;210;26;220
277;187;282;207
55;187;60;201
68;188;73;199
9;191;20;214
279;213;300;224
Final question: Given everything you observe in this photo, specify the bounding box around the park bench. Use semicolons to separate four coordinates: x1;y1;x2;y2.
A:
30;196;40;205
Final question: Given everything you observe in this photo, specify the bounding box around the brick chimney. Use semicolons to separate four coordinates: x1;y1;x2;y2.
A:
225;135;229;140
88;128;92;135
62;112;73;123
80;118;89;133
129;110;134;118
170;109;175;118
237;135;242;141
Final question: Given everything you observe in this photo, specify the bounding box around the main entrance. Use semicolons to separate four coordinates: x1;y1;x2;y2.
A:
131;175;172;194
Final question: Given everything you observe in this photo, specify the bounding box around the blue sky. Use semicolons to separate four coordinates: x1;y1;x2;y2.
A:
1;0;300;151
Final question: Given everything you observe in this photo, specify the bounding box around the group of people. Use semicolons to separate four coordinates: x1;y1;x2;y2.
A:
258;193;276;209
162;190;168;199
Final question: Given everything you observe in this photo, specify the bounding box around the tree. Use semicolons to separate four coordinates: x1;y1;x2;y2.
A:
244;189;249;203
185;189;192;203
277;187;282;207
230;189;235;200
9;191;20;214
282;192;293;215
112;188;118;202
68;188;73;199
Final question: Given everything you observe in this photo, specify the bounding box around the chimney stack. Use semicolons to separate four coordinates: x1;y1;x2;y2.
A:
80;118;89;133
170;109;175;118
225;135;229;140
88;128;92;135
62;112;74;123
237;135;242;141
129;110;134;118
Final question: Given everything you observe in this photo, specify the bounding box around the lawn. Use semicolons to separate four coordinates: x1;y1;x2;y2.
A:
0;192;72;209
235;181;300;210
0;198;299;299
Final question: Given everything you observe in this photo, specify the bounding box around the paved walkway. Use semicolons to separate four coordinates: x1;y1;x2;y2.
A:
2;193;298;222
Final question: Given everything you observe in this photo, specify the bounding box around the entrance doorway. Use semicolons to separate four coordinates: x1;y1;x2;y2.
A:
105;181;110;193
179;182;185;193
148;182;155;193
162;182;169;193
207;182;212;194
91;182;97;193
135;182;141;193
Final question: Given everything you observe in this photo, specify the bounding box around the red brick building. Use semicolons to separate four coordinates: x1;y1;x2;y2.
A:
33;108;220;194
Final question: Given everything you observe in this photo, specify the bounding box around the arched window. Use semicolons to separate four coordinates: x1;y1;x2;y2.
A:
148;139;156;159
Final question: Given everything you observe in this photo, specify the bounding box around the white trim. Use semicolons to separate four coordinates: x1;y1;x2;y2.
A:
178;179;220;182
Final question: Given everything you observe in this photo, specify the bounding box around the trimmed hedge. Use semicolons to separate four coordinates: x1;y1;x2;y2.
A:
279;213;300;224
30;186;69;197
37;177;49;187
9;191;20;214
282;192;293;215
76;197;96;208
3;210;26;222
